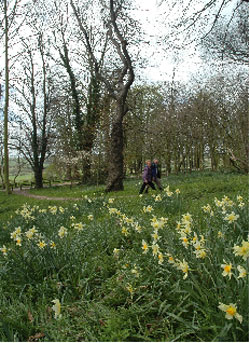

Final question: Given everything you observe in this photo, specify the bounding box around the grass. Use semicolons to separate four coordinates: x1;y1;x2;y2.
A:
0;171;248;342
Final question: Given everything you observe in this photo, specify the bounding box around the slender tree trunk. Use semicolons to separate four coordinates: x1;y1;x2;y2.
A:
4;0;10;194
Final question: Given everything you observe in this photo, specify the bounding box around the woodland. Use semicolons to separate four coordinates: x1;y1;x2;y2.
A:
0;0;249;191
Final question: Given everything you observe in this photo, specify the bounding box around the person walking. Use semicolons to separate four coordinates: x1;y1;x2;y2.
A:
151;158;163;191
139;160;156;194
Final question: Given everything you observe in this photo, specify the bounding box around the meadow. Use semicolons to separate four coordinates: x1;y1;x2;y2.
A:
0;171;249;342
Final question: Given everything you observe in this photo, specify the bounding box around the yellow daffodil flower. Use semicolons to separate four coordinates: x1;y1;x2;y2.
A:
218;302;242;323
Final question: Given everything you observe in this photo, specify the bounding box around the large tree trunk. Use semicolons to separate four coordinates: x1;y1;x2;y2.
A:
34;166;43;189
106;110;124;192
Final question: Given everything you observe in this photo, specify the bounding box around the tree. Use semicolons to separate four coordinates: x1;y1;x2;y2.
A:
11;31;56;188
70;0;136;191
201;2;249;64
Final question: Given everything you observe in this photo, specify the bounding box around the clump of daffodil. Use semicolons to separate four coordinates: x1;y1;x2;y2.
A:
233;240;249;261
236;195;245;208
52;299;62;319
221;260;233;279
25;226;38;240
109;207;119;215
58;226;68;238
202;204;214;216
10;226;22;241
218;302;242;323
224;212;239;224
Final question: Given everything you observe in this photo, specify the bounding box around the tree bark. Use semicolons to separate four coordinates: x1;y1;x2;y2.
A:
4;0;10;194
106;108;124;191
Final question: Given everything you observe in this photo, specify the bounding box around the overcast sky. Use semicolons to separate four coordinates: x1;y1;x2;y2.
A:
133;0;245;84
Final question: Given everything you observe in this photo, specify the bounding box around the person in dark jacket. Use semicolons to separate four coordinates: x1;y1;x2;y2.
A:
139;160;156;194
151;159;163;191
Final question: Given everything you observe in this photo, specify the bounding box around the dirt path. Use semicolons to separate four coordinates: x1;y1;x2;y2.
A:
12;189;82;201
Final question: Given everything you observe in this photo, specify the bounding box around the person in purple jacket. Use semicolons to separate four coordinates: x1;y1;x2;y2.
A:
139;160;156;194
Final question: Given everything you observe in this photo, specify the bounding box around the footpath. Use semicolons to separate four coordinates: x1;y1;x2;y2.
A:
12;189;83;201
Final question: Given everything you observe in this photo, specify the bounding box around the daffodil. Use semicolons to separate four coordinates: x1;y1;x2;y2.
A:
182;213;192;224
155;194;162;202
218;231;224;238
151;231;160;242
224;212;239;224
180;235;189;248
16;238;22;246
126;283;134;295
176;221;181;231
237;265;247;278
0;245;7;256
218;302;242;323
113;248;120;258
195;249;207;259
142;240;149;254
233;240;249;260
58;226;68;238
108;198;114;204
167;254;176;265
158;252;164;264
237;195;243;202
221;261;233;279
52;299;62;319
177;259;189;279
152;243;160;256
134;224;142;233
50;241;56;249
37;240;46;249
73;222;84;231
59;206;65;213
131;265;140;277
121;227;129;236
88;214;94;221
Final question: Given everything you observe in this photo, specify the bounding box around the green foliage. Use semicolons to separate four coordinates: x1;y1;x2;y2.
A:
0;172;248;341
